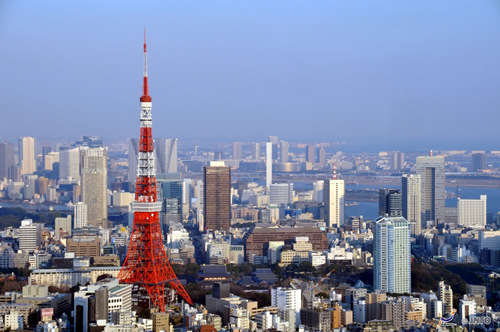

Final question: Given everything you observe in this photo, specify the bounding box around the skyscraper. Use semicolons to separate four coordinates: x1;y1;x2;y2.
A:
317;147;326;166
457;195;487;228
59;147;81;180
266;142;272;189
74;202;88;228
0;143;15;180
279;141;289;163
416;156;445;226
373;216;411;294
157;173;183;227
268;136;278;161
471;153;486;172
324;177;345;228
402;174;422;236
203;161;231;231
19;137;36;175
271;287;302;326
128;138;140;186
81;147;108;227
390;151;405;170
305;145;315;163
251;142;260;160
378;189;402;217
232;142;242;160
269;183;294;206
155;138;178;173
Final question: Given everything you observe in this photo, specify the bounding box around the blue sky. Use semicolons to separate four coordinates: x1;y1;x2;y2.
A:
1;1;499;150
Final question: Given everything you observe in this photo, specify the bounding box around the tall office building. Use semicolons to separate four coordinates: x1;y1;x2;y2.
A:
232;142;242;160
271;288;301;326
313;180;324;202
373;216;411;294
0;143;15;180
390;151;405;170
55;215;72;239
157;173;183;226
416;156;445;226
82;136;103;148
305;145;315;163
268;136;278;161
128;138;140;186
81;147;108;227
279;141;289;163
203;161;231;231
266;142;272;189
59;147;81;180
251;142;260;160
269;183;294;206
155;138;178;173
19;137;36;175
44;152;59;171
317;147;326;166
378;189;402;217
74;197;88;228
402;174;422;236
471;153;486;172
18;219;43;252
324;177;345;227
457;195;487;228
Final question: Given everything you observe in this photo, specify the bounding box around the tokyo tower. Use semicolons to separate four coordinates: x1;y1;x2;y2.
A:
118;31;193;311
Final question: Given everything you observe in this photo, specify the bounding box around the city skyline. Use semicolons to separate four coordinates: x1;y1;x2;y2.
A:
1;1;499;151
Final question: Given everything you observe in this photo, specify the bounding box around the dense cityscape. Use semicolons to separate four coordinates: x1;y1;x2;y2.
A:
2;2;500;332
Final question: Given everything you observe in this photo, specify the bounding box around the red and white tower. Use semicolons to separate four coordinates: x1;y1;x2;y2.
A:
118;31;192;311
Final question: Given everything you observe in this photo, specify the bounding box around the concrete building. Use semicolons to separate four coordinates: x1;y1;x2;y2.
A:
19;137;36;175
66;238;102;258
305;145;315;163
81;147;108;227
373;216;411;294
204;162;231;231
324;178;345;227
55;215;72;239
232;142;242;161
128;138;139;185
402;174;422;236
155;138;178;173
416;156;445;226
266;142;272;189
251;142;260;160
300;309;331;332
31;266;121;287
74;202;88;229
271;288;301;326
0;142;15;180
268;136;278;161
379;189;402;217
471;153;486;172
458;195;487;228
390;151;405;170
269;183;293;206
438;281;453;316
279;141;289;163
479;230;500;251
18;219;43;252
59;147;81;180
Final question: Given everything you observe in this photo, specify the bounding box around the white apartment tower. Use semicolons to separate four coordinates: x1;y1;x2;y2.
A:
19;137;36;175
416;156;445;226
271;287;301;326
59;147;81;180
373;216;411;294
81;147;108;227
324;178;345;228
458;195;487;228
266;142;273;189
74;202;88;228
402;174;422;236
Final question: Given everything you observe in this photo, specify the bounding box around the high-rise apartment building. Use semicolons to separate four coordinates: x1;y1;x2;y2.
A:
416;156;445;226
251;142;260;160
305;145;315;163
266;142;272;189
74;201;88;229
438;281;453;315
324;178;345;227
55;215;72;239
19;137;36;175
378;189;402;217
402;174;422;236
203;161;231;231
232;142;242;160
269;183;293;206
155;138;178;173
271;288;301;326
59;147;81;180
458;195;487;228
0;143;15;180
390;151;405;170
471;153;486;172
81;147;108;227
279;141;289;163
268;136;278;161
317;147;326;166
373;216;411;294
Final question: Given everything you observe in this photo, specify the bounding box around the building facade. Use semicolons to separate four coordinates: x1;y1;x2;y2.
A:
416;156;445;226
81;147;108;227
204;162;231;231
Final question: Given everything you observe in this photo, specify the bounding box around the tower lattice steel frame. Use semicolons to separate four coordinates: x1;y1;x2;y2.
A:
118;30;193;311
